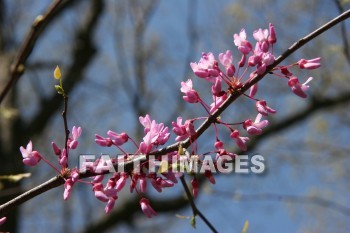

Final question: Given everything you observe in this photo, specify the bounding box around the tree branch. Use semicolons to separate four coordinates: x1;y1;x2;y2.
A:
0;0;80;104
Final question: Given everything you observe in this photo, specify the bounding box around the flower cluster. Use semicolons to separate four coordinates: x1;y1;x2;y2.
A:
18;23;320;220
20;125;82;200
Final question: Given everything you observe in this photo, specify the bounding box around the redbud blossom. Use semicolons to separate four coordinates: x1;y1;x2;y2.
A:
243;114;269;135
140;198;157;218
256;100;276;116
68;126;82;149
190;52;219;81
210;93;228;113
51;142;61;155
214;140;224;149
139;115;170;148
59;149;68;167
230;130;250;151
180;79;200;103
105;198;116;214
191;178;199;198
239;54;246;67
233;29;253;54
253;28;269;52
150;177;162;192
63;179;74;200
297;57;321;70
211;77;224;96
172;117;195;142
157;177;174;188
0;217;6;225
63;169;79;200
218;50;236;76
139;175;147;193
288;76;313;98
20;141;41;166
116;173;128;192
139;134;153;154
92;175;104;183
161;168;178;184
139;114;152;133
95;134;113;147
93;183;109;202
249;83;258;97
107;130;128;146
268;23;277;44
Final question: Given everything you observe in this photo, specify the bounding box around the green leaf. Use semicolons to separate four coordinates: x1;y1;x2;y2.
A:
55;85;64;95
190;216;196;228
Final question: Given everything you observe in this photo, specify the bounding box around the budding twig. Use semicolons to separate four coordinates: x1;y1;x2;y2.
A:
180;176;218;233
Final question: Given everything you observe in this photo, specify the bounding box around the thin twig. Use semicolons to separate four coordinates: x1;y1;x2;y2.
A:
0;0;64;104
62;95;69;158
180;176;218;233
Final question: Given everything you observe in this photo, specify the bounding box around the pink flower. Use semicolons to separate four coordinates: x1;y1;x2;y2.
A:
51;142;61;155
59;148;68;167
253;28;269;52
0;217;6;225
180;79;200;103
288;76;313;98
211;77;225;97
140;198;157;218
230;130;250;151
218;50;235;76
172;117;195;142
210;93;228;113
63;169;79;200
68;126;82;149
268;23;277;44
63;178;74;200
139;114;152;133
191;178;199;198
150;177;162;192
190;52;219;81
249;82;258;98
243;114;269;135
256;100;276;116
214;140;224;149
161;170;178;184
248;43;263;67
139;175;147;193
140;118;170;153
139;133;154;154
92;175;104;183
105;198;116;214
93;183;109;202
20;141;41;166
116;173;128;192
297;57;321;70
233;29;253;54
95;134;113;147
107;131;128;146
262;52;274;66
